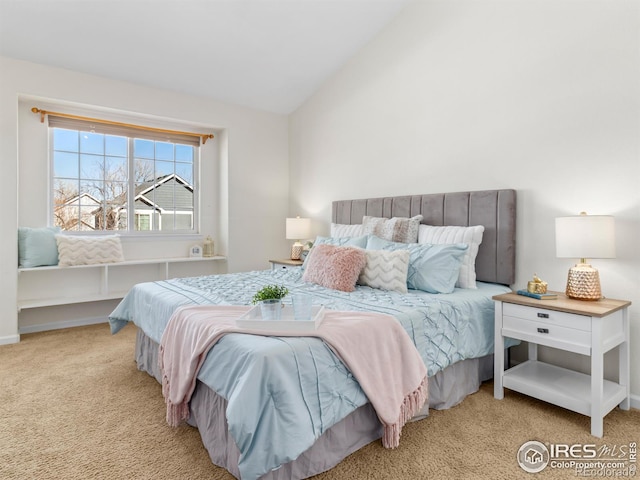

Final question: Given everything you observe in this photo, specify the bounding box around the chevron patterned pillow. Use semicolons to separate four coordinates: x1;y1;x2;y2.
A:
358;249;410;294
55;235;125;267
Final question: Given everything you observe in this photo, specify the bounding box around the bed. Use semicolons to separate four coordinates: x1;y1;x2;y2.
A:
109;188;517;480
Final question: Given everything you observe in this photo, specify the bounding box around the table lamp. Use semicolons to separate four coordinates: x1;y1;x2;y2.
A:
555;212;615;300
286;217;311;260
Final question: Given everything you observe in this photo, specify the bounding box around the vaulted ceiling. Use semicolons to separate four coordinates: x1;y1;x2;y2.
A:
0;0;410;114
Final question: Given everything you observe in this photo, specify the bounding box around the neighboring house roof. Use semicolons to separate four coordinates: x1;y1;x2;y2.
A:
54;192;101;210
114;173;193;212
53;193;100;230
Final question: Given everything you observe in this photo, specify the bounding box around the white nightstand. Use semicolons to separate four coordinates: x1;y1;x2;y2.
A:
493;291;631;438
269;259;303;270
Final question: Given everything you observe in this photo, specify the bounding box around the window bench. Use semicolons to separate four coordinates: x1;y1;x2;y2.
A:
17;256;225;311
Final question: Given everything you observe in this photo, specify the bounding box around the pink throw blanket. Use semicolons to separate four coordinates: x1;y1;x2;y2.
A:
159;305;428;448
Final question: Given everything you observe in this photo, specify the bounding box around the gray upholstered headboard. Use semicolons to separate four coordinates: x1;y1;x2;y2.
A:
332;189;516;286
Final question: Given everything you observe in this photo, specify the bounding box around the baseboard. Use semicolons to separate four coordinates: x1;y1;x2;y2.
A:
0;334;20;345
19;316;109;335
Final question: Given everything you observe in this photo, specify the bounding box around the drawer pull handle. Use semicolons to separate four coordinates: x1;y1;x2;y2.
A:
537;328;549;334
537;313;549;319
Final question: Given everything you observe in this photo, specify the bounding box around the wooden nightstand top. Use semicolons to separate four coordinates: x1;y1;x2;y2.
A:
492;291;631;317
269;259;304;267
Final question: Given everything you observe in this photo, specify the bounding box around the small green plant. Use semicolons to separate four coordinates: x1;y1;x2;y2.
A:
252;284;289;304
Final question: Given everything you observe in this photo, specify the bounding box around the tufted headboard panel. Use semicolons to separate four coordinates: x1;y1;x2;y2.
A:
332;189;516;286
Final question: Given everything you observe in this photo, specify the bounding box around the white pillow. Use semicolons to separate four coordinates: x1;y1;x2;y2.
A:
56;235;125;266
418;225;484;289
330;223;365;238
358;249;409;294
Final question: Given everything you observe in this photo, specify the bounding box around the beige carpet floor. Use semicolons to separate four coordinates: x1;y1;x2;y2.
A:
0;323;638;480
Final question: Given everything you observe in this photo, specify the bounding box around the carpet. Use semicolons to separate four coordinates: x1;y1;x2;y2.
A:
0;323;638;479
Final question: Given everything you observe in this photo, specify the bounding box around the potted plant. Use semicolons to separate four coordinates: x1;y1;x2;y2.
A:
252;284;289;320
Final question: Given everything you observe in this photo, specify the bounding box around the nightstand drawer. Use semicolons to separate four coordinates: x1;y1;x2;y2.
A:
503;316;591;355
503;303;591;332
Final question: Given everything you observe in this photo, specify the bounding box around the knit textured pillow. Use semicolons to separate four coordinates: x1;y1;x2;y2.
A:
302;244;367;292
362;215;423;243
56;235;125;266
358;249;409;294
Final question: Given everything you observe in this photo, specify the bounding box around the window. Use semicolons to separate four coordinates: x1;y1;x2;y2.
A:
50;116;200;234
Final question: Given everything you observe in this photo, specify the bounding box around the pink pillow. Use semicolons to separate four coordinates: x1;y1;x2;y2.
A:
302;244;367;292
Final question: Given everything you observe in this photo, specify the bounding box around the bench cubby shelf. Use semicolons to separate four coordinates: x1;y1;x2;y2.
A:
17;256;225;311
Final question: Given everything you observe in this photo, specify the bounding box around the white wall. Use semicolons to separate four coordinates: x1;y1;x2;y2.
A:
289;1;640;399
0;56;290;342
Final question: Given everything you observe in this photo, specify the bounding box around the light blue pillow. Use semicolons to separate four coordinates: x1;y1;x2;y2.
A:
366;235;468;294
18;226;61;268
301;235;368;270
314;235;368;249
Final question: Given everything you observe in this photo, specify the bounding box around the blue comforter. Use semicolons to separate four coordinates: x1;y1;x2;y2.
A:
109;268;510;479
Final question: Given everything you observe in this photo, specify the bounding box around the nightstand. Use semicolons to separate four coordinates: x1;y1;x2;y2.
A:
269;259;303;270
493;291;631;438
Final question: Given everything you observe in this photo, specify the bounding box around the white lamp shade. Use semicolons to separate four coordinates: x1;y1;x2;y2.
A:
555;215;616;259
286;217;311;240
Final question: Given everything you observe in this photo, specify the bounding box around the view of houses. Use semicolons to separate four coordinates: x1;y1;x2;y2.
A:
53;173;194;232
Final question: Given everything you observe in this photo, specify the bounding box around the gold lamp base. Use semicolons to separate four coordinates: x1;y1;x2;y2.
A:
565;263;602;301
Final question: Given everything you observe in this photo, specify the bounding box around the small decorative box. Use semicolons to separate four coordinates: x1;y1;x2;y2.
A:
527;273;548;294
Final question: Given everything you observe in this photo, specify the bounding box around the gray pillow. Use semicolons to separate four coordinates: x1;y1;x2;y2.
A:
362;215;423;243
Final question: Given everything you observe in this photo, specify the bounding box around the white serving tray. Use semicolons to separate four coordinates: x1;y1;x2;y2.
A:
236;305;325;331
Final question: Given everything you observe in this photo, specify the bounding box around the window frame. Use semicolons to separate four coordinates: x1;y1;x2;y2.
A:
48;124;201;236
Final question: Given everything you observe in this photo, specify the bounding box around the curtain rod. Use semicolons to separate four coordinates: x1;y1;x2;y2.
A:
31;107;214;144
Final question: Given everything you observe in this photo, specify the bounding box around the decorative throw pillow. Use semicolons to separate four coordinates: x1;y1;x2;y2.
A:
366;235;468;294
362;215;423;243
18;226;61;268
418;225;484;289
358;249;409;294
302;244;367;292
330;223;365;238
313;234;368;249
56;235;125;267
301;235;368;270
